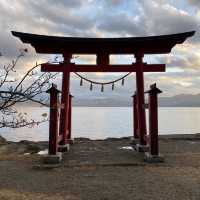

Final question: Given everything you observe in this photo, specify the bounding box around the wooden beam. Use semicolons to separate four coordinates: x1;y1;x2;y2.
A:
135;53;147;146
41;63;165;73
132;93;139;139
97;53;109;66
41;63;65;72
59;71;70;145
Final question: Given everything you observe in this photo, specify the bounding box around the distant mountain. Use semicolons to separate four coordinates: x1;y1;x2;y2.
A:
72;97;132;107
72;94;200;107
159;94;200;107
20;93;200;107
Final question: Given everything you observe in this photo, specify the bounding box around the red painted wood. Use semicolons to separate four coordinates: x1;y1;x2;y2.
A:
135;53;147;145
58;135;64;143
46;84;60;155
41;63;65;72
67;94;72;141
133;93;139;139
97;53;109;66
59;54;71;145
12;31;195;54
41;63;166;72
148;84;162;155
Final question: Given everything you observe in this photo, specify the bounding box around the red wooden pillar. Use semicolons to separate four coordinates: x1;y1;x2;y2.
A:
132;92;139;139
59;54;71;145
135;53;147;146
67;94;73;142
97;52;109;66
46;84;60;155
148;83;162;155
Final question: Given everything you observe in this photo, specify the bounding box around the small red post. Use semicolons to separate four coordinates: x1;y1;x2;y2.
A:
67;94;73;142
147;83;162;155
46;84;60;155
132;92;139;139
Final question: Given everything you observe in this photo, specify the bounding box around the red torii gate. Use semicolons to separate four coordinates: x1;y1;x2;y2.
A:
12;31;194;157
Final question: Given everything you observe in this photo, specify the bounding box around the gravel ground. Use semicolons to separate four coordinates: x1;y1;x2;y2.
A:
0;134;200;200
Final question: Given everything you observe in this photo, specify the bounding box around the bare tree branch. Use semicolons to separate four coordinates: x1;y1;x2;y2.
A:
0;50;58;128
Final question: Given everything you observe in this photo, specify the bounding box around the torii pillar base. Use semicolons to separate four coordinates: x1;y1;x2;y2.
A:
58;144;70;152
67;139;74;145
43;152;62;164
144;152;164;163
130;137;139;146
135;144;149;152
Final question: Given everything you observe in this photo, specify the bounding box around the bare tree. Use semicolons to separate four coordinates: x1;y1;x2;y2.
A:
0;49;57;128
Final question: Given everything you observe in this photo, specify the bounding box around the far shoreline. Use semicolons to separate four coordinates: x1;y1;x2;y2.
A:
1;133;200;143
15;103;200;108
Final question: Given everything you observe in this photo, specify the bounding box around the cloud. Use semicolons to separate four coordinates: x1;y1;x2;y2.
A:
0;0;96;62
47;0;84;8
187;0;200;7
137;0;198;35
154;42;200;72
103;0;126;6
97;13;145;36
144;71;200;96
0;0;200;97
95;0;198;37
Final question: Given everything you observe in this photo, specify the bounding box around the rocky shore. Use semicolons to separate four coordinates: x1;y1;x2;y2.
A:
0;134;200;200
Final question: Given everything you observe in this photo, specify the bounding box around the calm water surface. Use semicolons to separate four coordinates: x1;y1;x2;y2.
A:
1;107;200;141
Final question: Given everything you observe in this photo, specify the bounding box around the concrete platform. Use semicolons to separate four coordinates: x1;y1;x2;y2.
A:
43;152;62;164
144;152;164;163
1;135;200;200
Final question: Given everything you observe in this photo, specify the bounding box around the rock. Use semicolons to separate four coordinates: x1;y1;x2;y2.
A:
19;140;31;145
0;143;19;154
0;135;7;145
26;144;41;154
19;140;43;154
195;133;200;137
75;138;91;142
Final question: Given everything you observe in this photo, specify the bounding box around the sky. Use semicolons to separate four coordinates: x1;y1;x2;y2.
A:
0;0;200;99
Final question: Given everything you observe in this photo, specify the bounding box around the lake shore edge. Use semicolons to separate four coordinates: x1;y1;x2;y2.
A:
0;133;200;199
1;133;200;155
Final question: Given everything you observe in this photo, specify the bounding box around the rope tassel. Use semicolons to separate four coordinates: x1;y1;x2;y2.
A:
75;72;132;92
112;83;114;90
80;78;83;86
122;78;125;86
90;82;93;91
101;84;104;92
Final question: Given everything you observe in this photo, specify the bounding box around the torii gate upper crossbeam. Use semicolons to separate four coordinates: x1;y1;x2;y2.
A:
41;63;166;72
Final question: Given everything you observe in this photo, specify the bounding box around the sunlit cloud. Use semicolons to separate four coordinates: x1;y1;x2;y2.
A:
0;0;200;97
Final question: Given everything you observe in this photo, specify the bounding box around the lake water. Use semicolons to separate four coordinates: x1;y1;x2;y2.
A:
1;107;200;142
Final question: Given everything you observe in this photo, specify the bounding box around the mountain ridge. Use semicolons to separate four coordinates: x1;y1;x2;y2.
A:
18;93;200;107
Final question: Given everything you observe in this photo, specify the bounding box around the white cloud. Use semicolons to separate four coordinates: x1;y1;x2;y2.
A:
0;0;200;97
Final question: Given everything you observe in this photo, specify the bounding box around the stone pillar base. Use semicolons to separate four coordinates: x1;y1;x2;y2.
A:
144;152;164;163
58;144;70;152
135;144;149;152
130;137;139;146
67;139;74;145
43;152;62;164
